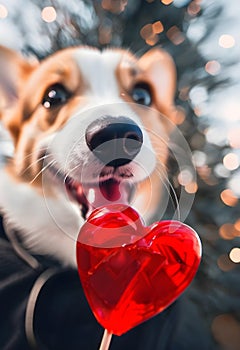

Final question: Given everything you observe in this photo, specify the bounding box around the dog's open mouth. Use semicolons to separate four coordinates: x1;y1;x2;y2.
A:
46;155;134;219
65;177;132;219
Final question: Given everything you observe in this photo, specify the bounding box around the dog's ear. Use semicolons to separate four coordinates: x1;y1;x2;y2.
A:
138;48;178;124
0;46;37;137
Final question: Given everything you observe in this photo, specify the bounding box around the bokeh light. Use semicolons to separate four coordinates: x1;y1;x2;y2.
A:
218;34;235;48
192;151;207;167
219;223;235;240
214;164;230;179
234;219;240;233
220;189;238;207
212;314;240;349
146;35;159;46
187;1;201;16
0;4;8;18
152;21;164;34
185;181;198;194
223;153;239;171
217;254;235;271
101;0;128;14
41;6;57;23
161;0;173;5
205;60;221;76
171;106;186;125
166;26;185;45
140;21;164;46
189;85;208;106
187;20;206;42
229;247;240;263
178;168;194;186
218;221;240;239
140;24;153;40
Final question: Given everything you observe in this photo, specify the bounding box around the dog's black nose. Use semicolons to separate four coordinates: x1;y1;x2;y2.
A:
85;116;143;167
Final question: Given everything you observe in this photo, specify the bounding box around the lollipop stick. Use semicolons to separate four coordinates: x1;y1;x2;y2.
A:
99;329;113;350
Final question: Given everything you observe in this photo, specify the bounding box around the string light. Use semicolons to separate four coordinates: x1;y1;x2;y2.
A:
234;219;240;232
185;182;198;194
223;153;239;171
212;314;240;348
189;85;208;106
197;165;214;185
152;21;164;34
219;221;240;239
219;223;235;240
145;35;158;46
170;106;186;125
41;6;57;23
140;23;153;40
218;34;235;48
220;189;238;207
229;248;240;263
214;164;230;178
140;23;160;46
0;4;8;18
166;26;185;45
192;151;207;167
187;1;201;16
205;60;221;76
177;168;194;186
161;0;173;5
101;0;128;13
217;254;235;271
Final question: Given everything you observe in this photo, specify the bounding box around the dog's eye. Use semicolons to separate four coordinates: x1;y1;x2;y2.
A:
42;84;71;109
131;83;152;106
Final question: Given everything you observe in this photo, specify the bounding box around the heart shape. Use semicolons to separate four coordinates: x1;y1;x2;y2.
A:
76;204;201;336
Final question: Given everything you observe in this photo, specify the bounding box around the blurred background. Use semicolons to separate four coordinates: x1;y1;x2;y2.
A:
0;0;240;349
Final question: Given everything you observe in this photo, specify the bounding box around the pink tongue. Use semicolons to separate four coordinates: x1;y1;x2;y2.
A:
85;180;130;214
99;179;121;201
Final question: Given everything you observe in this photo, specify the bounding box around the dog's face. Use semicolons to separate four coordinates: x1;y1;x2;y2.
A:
0;46;177;265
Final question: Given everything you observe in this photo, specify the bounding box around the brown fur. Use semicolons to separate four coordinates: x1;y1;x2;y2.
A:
0;46;177;220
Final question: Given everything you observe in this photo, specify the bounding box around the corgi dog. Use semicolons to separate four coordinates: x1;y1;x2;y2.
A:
0;46;177;267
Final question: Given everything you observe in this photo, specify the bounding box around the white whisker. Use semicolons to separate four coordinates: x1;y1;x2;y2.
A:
18;147;50;162
20;154;52;176
30;159;56;184
64;164;82;183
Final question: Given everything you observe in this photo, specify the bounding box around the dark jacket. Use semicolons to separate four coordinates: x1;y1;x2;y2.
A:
0;216;211;350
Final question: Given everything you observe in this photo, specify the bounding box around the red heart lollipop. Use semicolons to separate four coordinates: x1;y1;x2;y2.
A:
76;204;201;336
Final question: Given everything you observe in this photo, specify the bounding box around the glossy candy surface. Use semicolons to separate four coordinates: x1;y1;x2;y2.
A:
76;204;201;336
